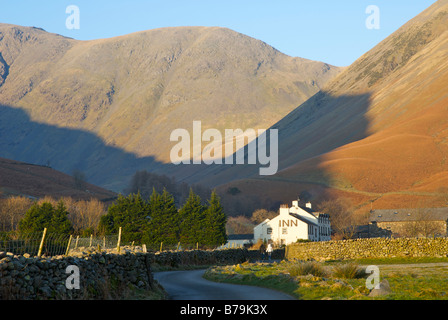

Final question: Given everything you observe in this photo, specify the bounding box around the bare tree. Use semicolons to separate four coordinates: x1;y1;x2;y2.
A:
403;208;442;238
226;216;255;235
0;196;33;231
251;209;278;224
72;169;87;191
70;198;107;234
317;198;360;239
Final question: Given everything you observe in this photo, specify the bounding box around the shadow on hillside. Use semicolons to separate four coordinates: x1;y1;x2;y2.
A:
187;90;373;211
0;105;179;192
0;89;372;213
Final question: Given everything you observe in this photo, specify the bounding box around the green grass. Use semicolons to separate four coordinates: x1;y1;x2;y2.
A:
203;259;448;300
353;256;448;265
204;262;299;298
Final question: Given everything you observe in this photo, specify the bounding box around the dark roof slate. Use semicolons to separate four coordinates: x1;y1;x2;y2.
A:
370;208;448;223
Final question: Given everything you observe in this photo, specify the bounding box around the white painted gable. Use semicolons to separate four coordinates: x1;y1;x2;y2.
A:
254;200;331;245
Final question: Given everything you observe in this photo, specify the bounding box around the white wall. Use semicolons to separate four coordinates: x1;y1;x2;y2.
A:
253;201;331;245
254;214;310;245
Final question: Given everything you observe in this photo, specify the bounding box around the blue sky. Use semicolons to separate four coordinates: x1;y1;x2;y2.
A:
0;0;437;66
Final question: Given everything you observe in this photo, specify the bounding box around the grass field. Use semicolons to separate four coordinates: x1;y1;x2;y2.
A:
203;257;448;300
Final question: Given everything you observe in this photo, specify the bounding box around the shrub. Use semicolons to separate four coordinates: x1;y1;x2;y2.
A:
332;263;367;279
288;261;328;278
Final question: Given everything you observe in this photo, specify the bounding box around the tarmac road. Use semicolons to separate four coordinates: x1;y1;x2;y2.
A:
154;269;296;300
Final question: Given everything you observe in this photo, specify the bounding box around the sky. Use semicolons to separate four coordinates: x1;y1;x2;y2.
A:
0;0;437;66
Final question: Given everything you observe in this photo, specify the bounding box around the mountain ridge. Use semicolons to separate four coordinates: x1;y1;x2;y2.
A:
2;1;447;215
209;0;448;213
0;23;342;191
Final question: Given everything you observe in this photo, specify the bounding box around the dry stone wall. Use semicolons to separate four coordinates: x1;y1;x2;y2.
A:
0;250;155;299
0;247;277;300
286;238;448;261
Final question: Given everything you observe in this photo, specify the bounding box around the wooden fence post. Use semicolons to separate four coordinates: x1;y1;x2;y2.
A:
37;228;47;257
117;227;122;253
65;235;73;256
160;242;163;252
89;234;93;247
75;236;79;250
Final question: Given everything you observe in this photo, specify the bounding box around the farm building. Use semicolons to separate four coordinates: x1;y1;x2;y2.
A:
368;207;448;238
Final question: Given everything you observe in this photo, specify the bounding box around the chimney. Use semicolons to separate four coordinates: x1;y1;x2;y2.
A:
306;202;312;209
292;200;299;208
279;204;289;216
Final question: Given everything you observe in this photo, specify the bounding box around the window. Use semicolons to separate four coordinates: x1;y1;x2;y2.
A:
267;227;272;234
282;228;288;235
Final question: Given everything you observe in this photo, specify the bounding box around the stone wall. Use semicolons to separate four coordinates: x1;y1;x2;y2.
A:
0;250;156;299
376;221;447;238
0;247;280;300
285;238;448;261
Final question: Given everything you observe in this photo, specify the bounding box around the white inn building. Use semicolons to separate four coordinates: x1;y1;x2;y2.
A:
254;200;331;245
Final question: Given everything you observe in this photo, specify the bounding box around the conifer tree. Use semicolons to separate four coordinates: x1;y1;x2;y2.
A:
18;201;74;235
178;188;206;246
160;188;181;245
98;193;150;244
18;202;53;234
204;191;227;247
51;200;74;235
144;188;180;247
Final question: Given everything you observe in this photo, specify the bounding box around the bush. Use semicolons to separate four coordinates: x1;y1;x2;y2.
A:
287;261;328;278
332;263;367;279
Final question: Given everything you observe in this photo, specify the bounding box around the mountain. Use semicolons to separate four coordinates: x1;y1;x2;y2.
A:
211;0;448;213
4;1;446;216
0;24;342;191
0;157;117;201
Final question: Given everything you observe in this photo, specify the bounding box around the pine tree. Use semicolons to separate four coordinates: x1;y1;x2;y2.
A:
18;201;74;235
98;193;150;244
178;188;206;247
144;188;180;247
19;202;54;234
50;200;74;235
160;188;181;245
204;191;227;247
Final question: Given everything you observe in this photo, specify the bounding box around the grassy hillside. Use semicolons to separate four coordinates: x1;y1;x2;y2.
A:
0;24;341;191
213;0;448;213
0;157;116;201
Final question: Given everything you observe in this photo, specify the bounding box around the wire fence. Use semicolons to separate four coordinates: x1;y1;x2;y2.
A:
0;231;70;257
0;227;230;257
0;229;122;257
67;234;120;252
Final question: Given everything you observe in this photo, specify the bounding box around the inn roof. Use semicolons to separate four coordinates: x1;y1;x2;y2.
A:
289;213;319;227
370;207;448;223
227;234;254;240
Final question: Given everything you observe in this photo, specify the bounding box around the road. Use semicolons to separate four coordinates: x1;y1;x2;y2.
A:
154;269;296;300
